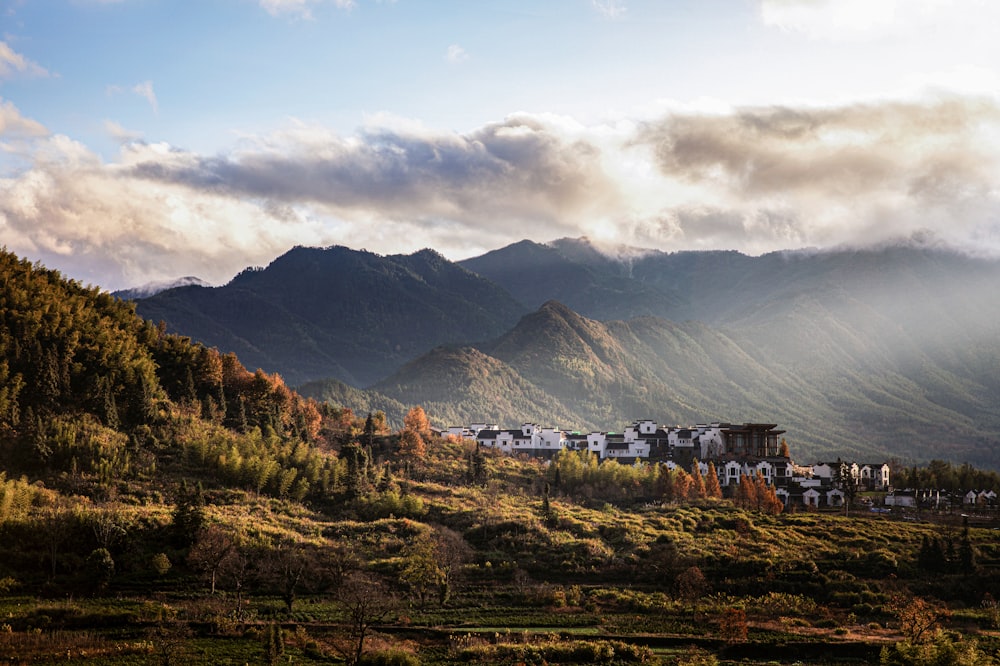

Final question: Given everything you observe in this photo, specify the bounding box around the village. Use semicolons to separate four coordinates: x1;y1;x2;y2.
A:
438;419;889;509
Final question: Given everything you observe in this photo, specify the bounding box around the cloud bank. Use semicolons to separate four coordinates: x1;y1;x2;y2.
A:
4;92;1000;290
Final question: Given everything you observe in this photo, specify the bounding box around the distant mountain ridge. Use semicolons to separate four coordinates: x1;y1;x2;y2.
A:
134;245;526;386
134;237;1000;467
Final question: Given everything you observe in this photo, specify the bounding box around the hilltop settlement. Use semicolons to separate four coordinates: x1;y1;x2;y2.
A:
442;420;890;510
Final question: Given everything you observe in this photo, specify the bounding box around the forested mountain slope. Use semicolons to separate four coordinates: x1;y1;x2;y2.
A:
317;298;1000;467
0;249;343;499
134;245;527;386
119;236;1000;468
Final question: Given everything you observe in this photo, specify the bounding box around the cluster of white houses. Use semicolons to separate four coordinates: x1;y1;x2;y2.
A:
444;420;891;508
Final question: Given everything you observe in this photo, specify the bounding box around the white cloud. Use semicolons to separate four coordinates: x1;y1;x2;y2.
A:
6;94;1000;290
446;44;469;64
104;120;143;143
759;0;994;41
0;40;49;80
107;81;159;114
258;0;355;19
132;80;157;114
0;98;47;137
592;0;626;19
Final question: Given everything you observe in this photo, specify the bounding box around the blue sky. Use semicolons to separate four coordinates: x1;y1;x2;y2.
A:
3;0;1000;289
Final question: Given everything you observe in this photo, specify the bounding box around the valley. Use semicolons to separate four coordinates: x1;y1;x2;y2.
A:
1;245;1000;665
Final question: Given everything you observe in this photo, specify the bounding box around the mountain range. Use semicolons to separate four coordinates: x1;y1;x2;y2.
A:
132;238;1000;468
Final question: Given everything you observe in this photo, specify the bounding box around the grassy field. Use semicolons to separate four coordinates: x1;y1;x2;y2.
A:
1;446;998;666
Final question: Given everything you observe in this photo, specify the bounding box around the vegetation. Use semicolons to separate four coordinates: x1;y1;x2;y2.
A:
3;248;1000;664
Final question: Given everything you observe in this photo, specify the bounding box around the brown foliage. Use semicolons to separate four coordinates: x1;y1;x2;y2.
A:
719;607;748;643
403;406;431;438
398;429;427;463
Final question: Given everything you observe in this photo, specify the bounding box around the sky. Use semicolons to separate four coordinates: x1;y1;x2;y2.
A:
3;0;1000;290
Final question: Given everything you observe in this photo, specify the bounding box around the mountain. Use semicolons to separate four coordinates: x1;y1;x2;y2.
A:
128;237;1000;467
459;239;683;321
343;297;1000;467
134;245;528;386
113;276;212;300
371;344;588;429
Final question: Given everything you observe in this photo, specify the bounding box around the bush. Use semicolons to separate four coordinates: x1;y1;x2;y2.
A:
359;649;421;666
150;552;172;576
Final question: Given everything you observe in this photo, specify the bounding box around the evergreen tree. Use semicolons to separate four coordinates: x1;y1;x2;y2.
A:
171;481;206;549
363;412;376;448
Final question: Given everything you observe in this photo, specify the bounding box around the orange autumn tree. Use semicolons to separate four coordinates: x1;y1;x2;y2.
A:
689;460;707;500
398;406;431;466
403;406;431;438
705;461;723;499
735;474;758;510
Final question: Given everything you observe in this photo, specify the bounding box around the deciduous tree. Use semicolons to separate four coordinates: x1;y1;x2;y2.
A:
334;572;397;666
187;525;236;595
689;460;707;500
705;462;723;499
403;406;431;438
398;429;427;465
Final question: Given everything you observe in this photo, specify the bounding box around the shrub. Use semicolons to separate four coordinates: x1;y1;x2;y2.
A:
358;649;421;666
150;552;171;576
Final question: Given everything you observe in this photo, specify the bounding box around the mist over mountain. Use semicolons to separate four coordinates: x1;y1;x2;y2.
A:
113;276;212;301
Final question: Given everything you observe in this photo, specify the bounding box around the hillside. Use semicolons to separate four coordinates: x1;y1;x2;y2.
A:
3;248;1000;666
134;245;528;386
0;247;344;500
327;298;1000;467
125;237;1000;467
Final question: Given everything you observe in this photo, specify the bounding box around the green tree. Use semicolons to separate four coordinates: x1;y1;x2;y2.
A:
264;623;284;666
86;547;115;592
171;482;206;548
399;535;443;608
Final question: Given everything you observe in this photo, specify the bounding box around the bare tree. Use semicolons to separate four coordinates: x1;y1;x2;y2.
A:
218;541;257;619
187;525;235;595
433;526;473;605
334;572;397;666
264;538;318;614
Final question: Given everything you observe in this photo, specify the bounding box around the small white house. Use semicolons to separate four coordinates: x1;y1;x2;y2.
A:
802;488;821;507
